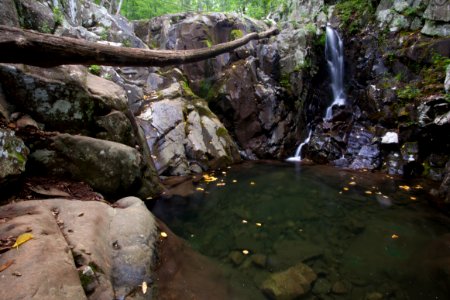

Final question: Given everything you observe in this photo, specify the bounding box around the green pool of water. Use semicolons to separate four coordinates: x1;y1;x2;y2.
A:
154;162;450;299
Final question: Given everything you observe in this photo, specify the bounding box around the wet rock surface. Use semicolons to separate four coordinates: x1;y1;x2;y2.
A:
0;197;156;300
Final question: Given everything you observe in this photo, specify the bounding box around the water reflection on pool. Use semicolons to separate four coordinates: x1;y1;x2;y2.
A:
154;162;450;300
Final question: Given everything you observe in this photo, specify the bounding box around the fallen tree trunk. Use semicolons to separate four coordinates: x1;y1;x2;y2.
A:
0;25;279;68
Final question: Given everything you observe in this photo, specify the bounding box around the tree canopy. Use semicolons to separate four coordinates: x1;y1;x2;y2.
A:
103;0;287;20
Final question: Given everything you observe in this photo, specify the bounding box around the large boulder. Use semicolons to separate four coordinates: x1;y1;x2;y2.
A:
15;0;56;33
0;196;157;300
30;134;161;199
0;64;128;135
138;78;241;175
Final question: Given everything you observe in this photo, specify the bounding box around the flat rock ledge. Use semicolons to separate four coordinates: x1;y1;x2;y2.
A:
0;197;157;300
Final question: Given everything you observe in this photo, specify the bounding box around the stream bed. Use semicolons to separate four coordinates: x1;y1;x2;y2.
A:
154;162;450;299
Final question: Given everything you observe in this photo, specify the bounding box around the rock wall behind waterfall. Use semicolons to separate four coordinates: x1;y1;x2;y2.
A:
289;0;450;205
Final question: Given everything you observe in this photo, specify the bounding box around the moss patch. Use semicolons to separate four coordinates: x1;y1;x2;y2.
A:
216;127;228;138
230;29;244;40
335;0;375;34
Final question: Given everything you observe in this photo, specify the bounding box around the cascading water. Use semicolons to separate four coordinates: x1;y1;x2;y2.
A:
286;129;312;162
324;26;346;120
287;26;346;162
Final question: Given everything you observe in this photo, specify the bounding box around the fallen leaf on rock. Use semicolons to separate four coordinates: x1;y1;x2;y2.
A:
0;260;14;272
142;281;148;294
12;233;33;249
29;185;71;197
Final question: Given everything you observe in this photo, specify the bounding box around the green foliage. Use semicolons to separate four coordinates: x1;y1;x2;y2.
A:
53;7;63;26
280;73;291;89
403;3;426;17
88;65;102;76
181;81;198;99
39;23;52;33
335;0;374;34
431;53;450;71
316;32;326;47
397;85;421;100
204;39;212;47
120;0;288;20
199;79;213;99
99;28;109;41
102;73;113;81
230;29;244;40
304;23;316;35
122;39;132;47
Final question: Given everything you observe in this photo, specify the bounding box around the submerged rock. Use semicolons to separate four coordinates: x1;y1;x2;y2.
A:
312;278;332;295
260;263;317;300
271;240;323;271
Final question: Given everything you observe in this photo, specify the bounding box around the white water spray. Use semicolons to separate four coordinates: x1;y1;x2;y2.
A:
324;26;346;120
286;129;313;162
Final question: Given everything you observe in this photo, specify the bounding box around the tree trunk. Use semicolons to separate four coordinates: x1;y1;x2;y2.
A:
115;0;124;15
0;25;279;68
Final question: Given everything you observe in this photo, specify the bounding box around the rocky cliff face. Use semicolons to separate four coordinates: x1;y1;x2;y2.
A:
284;0;450;204
133;12;313;160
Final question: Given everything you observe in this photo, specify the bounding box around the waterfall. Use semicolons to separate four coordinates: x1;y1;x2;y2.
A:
68;0;76;24
324;26;346;120
286;129;312;162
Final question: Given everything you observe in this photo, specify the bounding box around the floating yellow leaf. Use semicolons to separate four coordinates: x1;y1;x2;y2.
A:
349;181;357;186
255;223;262;227
203;174;218;182
399;185;411;191
242;249;249;255
343;187;349;191
196;187;205;191
12;233;33;249
365;191;373;195
250;181;256;185
410;196;417;201
142;281;148;294
414;185;423;190
160;232;168;238
391;234;399;239
217;183;226;187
